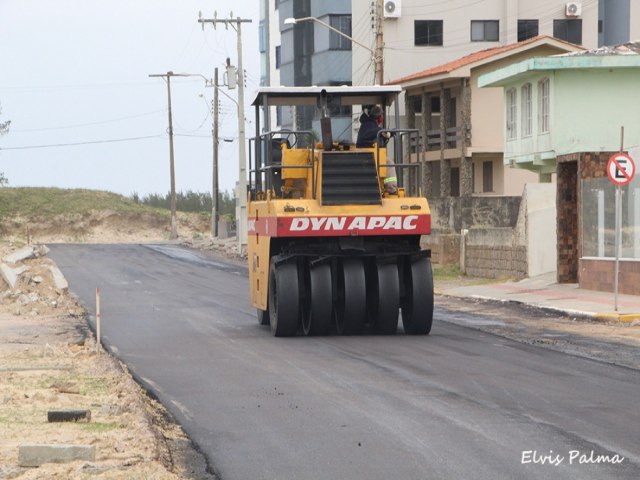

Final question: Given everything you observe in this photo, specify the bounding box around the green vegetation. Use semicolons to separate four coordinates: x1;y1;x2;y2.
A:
432;263;462;281
131;189;236;218
0;187;168;218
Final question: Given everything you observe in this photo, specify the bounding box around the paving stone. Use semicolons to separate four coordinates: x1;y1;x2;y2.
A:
18;444;96;467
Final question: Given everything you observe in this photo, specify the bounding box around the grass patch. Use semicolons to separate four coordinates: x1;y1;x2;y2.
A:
0;187;168;218
433;263;462;281
77;421;120;432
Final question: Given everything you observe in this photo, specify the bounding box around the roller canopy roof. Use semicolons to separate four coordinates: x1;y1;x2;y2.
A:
251;85;402;107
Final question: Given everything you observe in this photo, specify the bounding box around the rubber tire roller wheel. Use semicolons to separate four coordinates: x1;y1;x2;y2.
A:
268;260;300;337
335;258;366;335
370;262;400;335
401;257;434;335
303;264;332;336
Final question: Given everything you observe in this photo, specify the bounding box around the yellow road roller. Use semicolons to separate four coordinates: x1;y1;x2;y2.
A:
247;86;433;336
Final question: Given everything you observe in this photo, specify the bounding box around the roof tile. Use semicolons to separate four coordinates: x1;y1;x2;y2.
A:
388;36;579;85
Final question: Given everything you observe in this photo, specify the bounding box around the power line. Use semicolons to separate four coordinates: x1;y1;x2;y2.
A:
11;109;167;132
0;134;164;151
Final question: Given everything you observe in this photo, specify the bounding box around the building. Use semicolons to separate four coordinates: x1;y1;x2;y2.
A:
389;36;582;201
260;0;354;142
478;42;640;292
352;0;640;87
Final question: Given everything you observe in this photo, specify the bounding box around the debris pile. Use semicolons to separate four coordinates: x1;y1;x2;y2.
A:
0;244;83;317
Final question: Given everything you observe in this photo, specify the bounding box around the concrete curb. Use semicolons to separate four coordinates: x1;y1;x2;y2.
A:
594;313;640;324
18;444;96;467
435;292;640;324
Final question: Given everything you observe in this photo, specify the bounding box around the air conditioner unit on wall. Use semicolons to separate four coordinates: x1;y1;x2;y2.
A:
565;2;582;17
384;0;402;19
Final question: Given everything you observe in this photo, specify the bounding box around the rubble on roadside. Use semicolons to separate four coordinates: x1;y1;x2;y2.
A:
0;243;82;318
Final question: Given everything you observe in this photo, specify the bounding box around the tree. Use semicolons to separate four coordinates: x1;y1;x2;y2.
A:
0;103;10;186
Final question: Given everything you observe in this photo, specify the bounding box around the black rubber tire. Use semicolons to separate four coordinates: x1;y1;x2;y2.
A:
257;308;270;326
335;258;366;335
268;260;300;337
401;257;434;335
369;262;400;335
303;264;332;336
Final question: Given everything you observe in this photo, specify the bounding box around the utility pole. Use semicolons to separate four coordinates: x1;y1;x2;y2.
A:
375;0;384;85
212;67;219;238
149;71;190;239
199;13;252;254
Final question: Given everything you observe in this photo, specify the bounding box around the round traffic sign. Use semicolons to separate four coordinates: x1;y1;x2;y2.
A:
607;153;635;186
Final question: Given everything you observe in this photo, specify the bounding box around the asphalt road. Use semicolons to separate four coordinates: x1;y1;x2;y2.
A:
50;244;640;480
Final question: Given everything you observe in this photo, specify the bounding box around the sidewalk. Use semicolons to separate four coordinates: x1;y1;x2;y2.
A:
437;272;640;324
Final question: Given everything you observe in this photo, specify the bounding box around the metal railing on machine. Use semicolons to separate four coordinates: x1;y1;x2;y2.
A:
377;128;424;198
249;130;316;200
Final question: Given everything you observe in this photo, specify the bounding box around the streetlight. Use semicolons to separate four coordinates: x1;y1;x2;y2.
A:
284;16;382;85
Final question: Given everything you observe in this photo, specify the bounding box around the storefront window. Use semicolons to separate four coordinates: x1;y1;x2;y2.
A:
582;175;640;258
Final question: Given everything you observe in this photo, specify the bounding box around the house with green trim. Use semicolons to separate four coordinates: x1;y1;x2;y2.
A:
479;42;640;294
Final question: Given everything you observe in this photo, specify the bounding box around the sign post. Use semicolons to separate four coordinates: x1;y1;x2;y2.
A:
607;146;635;311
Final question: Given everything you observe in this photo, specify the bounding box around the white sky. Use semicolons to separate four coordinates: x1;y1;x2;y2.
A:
0;0;260;197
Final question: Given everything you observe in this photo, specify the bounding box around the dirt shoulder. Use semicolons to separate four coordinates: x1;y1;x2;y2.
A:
0;243;215;480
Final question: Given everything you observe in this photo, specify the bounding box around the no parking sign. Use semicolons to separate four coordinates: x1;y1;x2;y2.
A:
607;152;636;186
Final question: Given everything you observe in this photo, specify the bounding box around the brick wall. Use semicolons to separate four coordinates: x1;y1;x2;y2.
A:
465;245;527;279
580;258;640;295
556;159;578;283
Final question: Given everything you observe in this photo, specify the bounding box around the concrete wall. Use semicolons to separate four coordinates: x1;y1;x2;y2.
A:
523;183;557;276
425;183;555;279
429;195;521;231
464;227;527;279
553;68;640;156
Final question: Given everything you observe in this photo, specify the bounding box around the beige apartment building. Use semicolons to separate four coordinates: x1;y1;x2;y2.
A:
352;0;640;86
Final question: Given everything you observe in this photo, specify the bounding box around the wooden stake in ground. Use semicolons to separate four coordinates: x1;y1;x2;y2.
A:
96;287;101;353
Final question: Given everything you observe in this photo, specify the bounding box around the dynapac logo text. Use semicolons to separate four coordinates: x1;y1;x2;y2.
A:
289;215;419;231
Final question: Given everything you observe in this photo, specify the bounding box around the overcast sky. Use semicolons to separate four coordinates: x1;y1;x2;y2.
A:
0;0;260;197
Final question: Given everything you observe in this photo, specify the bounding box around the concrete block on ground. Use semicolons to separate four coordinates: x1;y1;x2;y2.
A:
3;245;49;264
0;263;29;289
18;444;96;467
49;266;69;290
3;246;36;264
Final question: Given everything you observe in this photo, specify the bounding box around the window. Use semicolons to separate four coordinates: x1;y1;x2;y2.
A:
538;78;550;133
471;20;499;41
259;21;266;53
413;96;422;113
451;167;460;197
483;161;493;192
518;20;538;41
275;45;281;69
329;15;352;50
275;0;279;9
506;88;517;140
415;20;443;46
553;19;582;44
276;106;282;127
431;96;440;113
521;83;532;137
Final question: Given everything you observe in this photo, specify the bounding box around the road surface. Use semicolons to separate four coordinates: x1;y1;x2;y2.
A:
50;244;640;480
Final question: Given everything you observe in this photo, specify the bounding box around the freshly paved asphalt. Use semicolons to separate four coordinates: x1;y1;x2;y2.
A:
49;244;640;480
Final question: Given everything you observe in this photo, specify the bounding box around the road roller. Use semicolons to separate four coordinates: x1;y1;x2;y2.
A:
247;86;433;336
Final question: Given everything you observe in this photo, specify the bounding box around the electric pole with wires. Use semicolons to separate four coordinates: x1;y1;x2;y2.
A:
198;12;252;254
